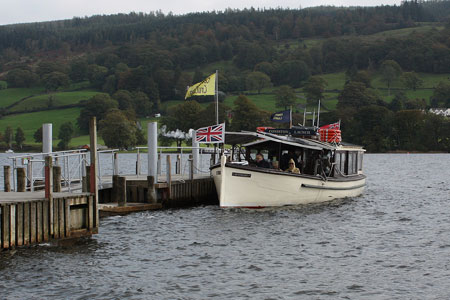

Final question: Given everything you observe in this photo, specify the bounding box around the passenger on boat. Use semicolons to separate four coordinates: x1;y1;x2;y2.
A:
280;150;295;170
255;153;271;168
285;158;300;174
271;160;281;171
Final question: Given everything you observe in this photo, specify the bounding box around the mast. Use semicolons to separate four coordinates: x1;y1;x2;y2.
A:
215;69;219;125
303;107;306;126
317;99;321;128
312;109;315;127
289;105;292;129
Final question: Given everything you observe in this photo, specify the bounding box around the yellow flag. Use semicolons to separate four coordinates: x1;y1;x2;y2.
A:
185;73;216;99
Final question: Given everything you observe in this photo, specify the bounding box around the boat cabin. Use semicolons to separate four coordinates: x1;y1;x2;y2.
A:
222;131;364;179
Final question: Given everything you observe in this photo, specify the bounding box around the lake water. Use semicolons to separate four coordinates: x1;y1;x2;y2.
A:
0;153;449;299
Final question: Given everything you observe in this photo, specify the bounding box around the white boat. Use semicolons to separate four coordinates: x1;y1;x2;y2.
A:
5;149;14;153
211;131;366;208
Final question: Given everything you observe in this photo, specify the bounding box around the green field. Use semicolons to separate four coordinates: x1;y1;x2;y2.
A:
0;107;81;143
0;87;45;108
9;90;104;112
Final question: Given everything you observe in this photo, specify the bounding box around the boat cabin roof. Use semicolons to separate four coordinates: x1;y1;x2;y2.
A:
225;131;336;151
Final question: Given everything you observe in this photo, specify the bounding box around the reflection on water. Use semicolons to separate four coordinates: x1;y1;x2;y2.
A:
1;154;450;299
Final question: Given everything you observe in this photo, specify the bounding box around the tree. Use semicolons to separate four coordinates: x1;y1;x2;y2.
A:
4;126;13;149
57;122;74;150
352;71;371;88
389;92;407;112
99;110;137;149
275;60;310;87
231;95;270;131
275;85;296;109
43;71;70;91
337;81;378;111
77;94;118;133
380;60;402;96
246;71;272;94
15;127;25;149
431;81;450;108
162;101;203;133
33;127;43;143
401;72;423;91
5;69;38;88
303;76;327;105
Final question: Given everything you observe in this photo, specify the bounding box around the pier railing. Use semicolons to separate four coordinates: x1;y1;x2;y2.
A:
5;146;220;192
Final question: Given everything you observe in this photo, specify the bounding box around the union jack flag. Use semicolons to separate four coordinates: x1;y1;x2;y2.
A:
320;121;340;130
196;123;225;144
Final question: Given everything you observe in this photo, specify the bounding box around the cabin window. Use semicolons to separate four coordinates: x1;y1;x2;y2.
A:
347;152;353;174
340;152;346;175
334;152;341;174
346;151;358;175
357;151;363;171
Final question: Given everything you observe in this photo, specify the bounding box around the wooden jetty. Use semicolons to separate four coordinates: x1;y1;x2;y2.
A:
1;192;97;249
1;119;218;250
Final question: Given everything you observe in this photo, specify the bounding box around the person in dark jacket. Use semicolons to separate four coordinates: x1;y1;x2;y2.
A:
255;153;271;168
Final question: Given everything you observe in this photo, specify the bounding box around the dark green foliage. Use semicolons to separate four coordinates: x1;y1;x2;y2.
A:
43;72;70;91
6;69;39;88
57;122;74;150
99;109;137;149
77;94;118;133
15;127;25;149
275;85;296;109
3;126;13;148
231;95;270;131
431;81;450;108
304;76;327;105
33;127;43;143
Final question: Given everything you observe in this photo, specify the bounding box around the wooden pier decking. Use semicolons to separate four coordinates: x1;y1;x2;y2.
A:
1;192;98;250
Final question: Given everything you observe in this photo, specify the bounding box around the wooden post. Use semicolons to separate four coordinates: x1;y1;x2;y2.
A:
189;154;194;181
118;176;126;207
147;176;156;203
45;156;54;236
89;117;99;228
112;175;119;203
113;152;119;175
189;154;194;200
17;167;26;192
85;165;91;192
157;153;161;175
176;154;181;175
27;161;33;191
53;165;61;192
4;166;11;192
166;155;172;199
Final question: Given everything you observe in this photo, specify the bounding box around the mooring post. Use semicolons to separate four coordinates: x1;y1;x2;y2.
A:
176;154;181;175
136;149;141;175
113;152;119;176
85;165;91;192
147;176;156;203
157;153;161;175
112;175;119;203
45;155;54;235
189;154;194;181
117;176;127;207
89;117;99;228
192;130;199;175
4;166;11;192
147;122;158;180
16;167;26;192
26;159;33;191
166;155;172;199
53;165;61;192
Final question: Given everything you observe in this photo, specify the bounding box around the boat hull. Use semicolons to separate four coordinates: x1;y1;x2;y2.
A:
212;157;366;208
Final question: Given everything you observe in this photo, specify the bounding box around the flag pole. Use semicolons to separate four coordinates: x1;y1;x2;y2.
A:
215;70;219;125
312;109;315;127
303;107;306;126
317;99;321;128
289;105;292;129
